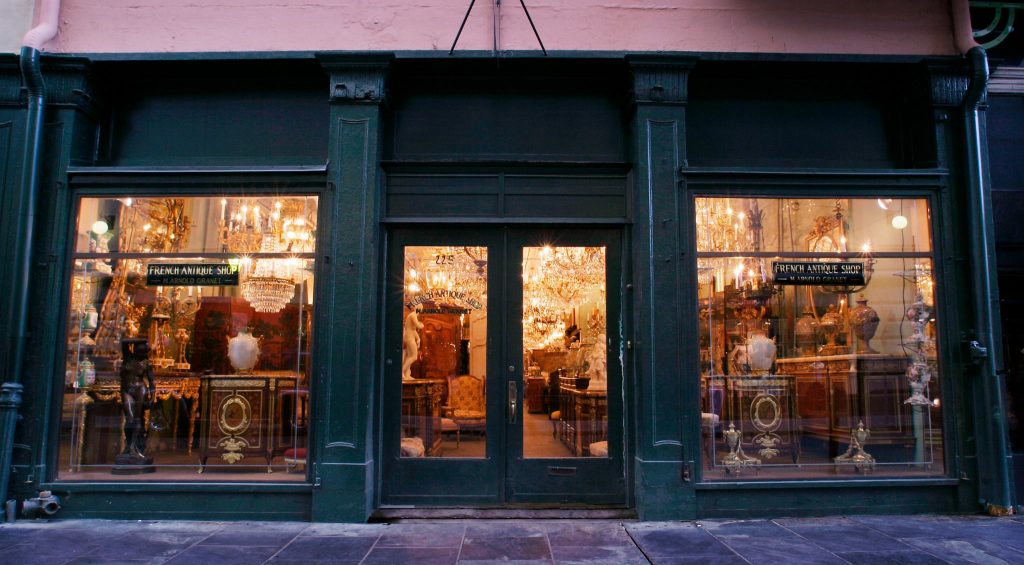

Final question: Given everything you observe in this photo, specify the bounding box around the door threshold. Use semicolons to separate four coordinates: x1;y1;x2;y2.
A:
373;506;637;521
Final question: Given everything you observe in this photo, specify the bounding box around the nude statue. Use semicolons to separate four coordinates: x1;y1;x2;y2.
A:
402;309;424;380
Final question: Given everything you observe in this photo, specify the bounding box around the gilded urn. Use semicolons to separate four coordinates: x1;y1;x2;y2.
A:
794;306;819;356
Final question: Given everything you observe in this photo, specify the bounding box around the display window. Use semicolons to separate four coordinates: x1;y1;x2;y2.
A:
58;195;317;480
695;197;944;480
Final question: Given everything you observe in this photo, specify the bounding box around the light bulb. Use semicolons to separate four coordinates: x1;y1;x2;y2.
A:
892;215;908;230
91;220;109;235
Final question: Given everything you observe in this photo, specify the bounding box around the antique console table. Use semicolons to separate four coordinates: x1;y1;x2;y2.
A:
775;353;911;458
70;369;200;472
401;378;445;456
197;371;299;473
705;374;800;464
557;377;608;456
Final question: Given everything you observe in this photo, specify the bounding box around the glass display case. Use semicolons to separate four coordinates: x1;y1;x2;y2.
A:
59;195;317;480
695;197;943;480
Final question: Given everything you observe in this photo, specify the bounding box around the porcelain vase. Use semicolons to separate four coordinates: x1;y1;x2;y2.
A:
745;331;777;375
227;329;261;373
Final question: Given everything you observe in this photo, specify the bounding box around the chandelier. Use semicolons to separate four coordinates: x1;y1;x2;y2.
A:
695;198;749;285
522;246;606;350
223;197;316;313
404;246;488;310
240;235;302;313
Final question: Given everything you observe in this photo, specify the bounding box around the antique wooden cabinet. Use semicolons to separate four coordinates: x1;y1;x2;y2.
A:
197;372;299;473
557;377;608;456
775;354;911;457
401;378;445;456
705;374;800;463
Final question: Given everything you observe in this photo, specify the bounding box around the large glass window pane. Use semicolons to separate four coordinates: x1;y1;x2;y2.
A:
400;246;488;458
59;195;317;480
523;246;608;459
696;197;943;480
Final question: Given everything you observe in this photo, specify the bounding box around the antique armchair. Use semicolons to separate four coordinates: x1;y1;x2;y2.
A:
443;375;486;444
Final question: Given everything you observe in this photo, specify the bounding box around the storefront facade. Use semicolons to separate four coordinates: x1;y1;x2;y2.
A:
0;2;1015;521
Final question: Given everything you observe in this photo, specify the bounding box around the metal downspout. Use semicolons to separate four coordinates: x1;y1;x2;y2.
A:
0;0;63;513
963;45;1015;516
0;45;46;511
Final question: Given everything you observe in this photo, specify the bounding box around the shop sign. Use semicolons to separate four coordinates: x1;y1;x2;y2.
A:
406;289;483;310
772;261;864;285
146;263;239;286
420;307;471;315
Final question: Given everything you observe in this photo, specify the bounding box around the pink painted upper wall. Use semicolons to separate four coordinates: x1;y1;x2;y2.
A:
38;0;957;56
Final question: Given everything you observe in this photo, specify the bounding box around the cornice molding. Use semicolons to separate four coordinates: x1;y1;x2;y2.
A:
990;65;1024;94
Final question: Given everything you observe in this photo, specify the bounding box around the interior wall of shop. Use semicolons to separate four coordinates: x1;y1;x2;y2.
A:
988;93;1024;508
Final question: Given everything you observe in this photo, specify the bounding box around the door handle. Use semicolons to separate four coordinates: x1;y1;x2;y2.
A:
508;380;518;424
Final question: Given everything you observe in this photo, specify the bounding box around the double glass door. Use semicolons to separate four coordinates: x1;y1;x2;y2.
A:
381;228;625;505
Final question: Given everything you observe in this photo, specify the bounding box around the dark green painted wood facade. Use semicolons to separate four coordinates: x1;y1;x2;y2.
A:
0;51;1012;521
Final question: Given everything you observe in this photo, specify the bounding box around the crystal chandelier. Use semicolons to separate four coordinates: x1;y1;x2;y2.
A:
522;246;606;350
240;235;300;313
220;198;315;313
695;198;749;285
404;246;488;310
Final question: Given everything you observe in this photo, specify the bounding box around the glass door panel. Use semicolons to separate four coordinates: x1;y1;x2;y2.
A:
522;246;608;459
506;229;625;504
399;245;488;459
381;229;502;505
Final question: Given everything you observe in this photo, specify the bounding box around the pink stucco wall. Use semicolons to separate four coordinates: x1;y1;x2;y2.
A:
39;0;956;55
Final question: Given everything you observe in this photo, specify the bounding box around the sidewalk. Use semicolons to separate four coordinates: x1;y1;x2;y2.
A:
0;513;1022;564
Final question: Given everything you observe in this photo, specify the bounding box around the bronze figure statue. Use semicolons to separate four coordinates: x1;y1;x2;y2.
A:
112;338;156;474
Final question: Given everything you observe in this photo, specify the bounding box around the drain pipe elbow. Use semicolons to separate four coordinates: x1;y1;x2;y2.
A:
22;0;61;51
964;46;988;110
952;0;981;54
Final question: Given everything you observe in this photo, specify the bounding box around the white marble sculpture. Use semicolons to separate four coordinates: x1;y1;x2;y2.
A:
402;309;424;380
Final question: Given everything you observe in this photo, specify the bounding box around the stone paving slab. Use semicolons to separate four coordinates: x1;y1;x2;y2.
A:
0;515;1021;564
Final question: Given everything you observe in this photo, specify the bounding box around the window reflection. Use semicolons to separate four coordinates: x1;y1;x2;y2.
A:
697;197;943;480
60;195;316;480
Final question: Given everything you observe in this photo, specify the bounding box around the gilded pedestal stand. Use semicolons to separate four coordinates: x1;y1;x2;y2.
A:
722;422;760;475
834;420;875;473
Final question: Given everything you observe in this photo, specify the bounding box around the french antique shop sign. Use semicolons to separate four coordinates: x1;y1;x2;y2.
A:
772;261;865;285
146;264;239;286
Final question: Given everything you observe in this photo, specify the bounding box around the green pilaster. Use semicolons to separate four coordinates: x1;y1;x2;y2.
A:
0;56;100;501
627;57;698;520
312;54;391;522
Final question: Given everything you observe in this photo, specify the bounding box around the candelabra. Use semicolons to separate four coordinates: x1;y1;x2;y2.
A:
149;286;201;369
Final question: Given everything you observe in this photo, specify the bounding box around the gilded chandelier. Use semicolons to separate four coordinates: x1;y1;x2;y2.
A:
522;246;606;350
222;198;315;313
404;246;488;309
695;198;749;285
